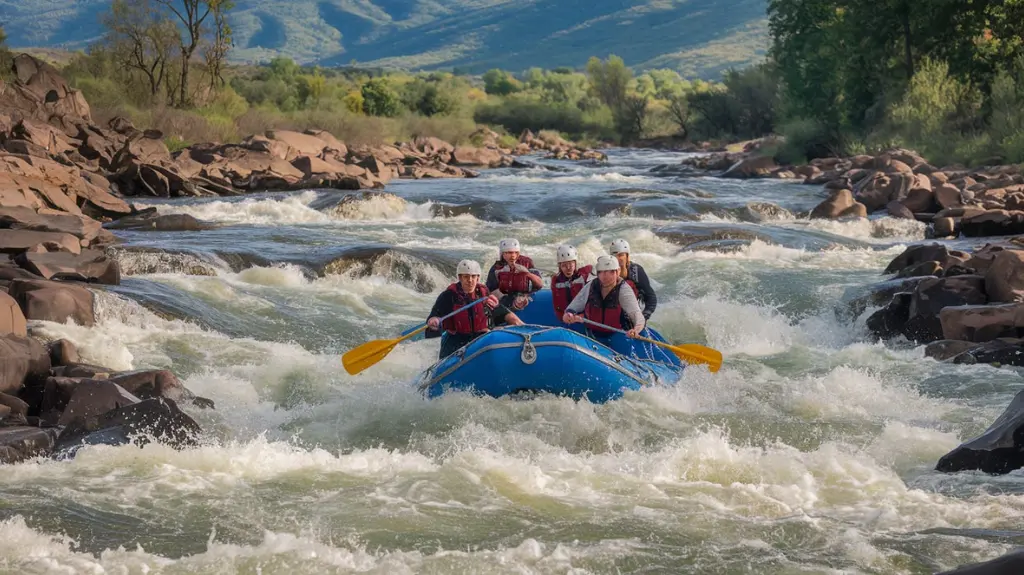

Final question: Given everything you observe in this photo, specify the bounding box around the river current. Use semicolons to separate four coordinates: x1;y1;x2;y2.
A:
2;149;1021;574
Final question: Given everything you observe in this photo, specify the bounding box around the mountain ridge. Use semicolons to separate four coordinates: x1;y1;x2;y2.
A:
0;0;768;78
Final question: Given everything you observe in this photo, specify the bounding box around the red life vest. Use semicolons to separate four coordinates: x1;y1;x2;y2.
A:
441;283;489;335
551;265;593;318
584;279;629;334
494;255;535;294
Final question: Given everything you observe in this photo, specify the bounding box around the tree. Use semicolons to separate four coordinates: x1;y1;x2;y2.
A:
204;0;233;91
667;93;689;139
361;78;401;117
99;0;178;99
153;0;233;107
482;69;521;95
586;55;631;111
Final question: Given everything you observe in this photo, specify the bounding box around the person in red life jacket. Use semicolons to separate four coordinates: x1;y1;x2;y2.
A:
562;255;645;340
608;238;657;321
426;259;523;359
550;244;593;319
485;238;543;312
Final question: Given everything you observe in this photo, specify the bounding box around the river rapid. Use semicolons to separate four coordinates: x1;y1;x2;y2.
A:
2;149;1021;574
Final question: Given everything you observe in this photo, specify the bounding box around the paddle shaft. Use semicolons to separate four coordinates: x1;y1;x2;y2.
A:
424;295;491;334
577;317;648;340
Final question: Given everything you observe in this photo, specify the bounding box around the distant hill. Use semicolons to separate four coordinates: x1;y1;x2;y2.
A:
0;0;768;78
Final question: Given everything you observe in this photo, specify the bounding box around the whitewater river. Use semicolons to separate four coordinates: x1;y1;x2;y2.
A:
3;149;1022;574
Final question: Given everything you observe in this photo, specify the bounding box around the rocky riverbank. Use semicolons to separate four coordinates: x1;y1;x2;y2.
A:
684;145;1024;240
0;53;606;462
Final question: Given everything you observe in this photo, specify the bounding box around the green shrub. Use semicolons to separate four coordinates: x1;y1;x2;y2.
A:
361;78;402;117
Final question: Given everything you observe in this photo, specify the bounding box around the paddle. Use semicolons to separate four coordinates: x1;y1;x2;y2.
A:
575;317;723;373
342;296;489;375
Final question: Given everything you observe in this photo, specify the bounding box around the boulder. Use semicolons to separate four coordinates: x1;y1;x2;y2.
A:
886;200;916;220
451;146;504;168
810;189;857;219
0;426;59;464
936;550;1024;575
940;303;1024;342
57;380;140;426
884;244;966;276
866;292;913;339
47;339;80;366
0;229;81;255
952;338;1024;367
107;369;192;402
6;278;95;326
933;217;957;237
924;339;983;361
0;206;102;245
103;212;211;232
936;388;1024;474
721;155;777;178
0;334;50;394
264;129;328;159
0;291;27;336
54;397;202;457
14;250;121;284
905;275;988;342
985;250;1024;303
961;210;1024;237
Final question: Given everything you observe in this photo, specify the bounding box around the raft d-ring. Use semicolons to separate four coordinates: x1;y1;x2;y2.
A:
521;334;537;364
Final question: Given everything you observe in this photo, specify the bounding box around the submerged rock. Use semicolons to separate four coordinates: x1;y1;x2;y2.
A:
936;388;1024;474
937;549;1024;574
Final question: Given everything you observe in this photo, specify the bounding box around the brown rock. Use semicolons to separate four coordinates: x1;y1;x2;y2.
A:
7;279;95;326
887;201;916;220
57;380;140;426
905;275;988;342
48;339;80;366
934;183;963;209
897;261;944;278
962;210;1024;237
264;130;329;160
933;217;958;238
925;339;983;361
0;426;58;463
13;250;121;285
838;202;868;218
0;334;50;394
985;250;1024;303
940;303;1024;342
929;172;950;186
0;229;81;255
54;397;202;453
0;291;27;336
0;206;102;245
810;189;855;219
451;146;505;168
108;369;192;402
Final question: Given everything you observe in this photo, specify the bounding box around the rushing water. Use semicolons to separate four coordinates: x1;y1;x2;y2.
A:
3;149;1023;574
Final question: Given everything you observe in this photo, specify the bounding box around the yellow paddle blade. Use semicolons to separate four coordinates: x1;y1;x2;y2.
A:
343;325;427;375
668;343;723;372
342;338;401;375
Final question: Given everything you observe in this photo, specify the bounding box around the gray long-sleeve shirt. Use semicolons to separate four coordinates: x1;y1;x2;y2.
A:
564;279;646;332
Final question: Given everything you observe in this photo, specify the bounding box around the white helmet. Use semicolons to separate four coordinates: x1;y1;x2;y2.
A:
595;255;619;272
498;238;521;253
556;244;578;263
456;259;481;276
609;238;630;255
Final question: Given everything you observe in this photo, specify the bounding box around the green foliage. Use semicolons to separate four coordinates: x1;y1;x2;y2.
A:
361;78;402;117
482;69;521;96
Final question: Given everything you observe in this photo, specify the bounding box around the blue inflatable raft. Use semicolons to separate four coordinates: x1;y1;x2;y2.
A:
415;289;685;403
